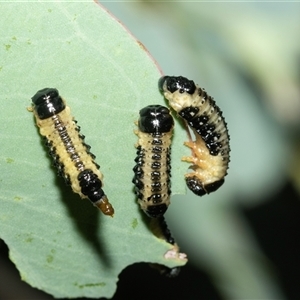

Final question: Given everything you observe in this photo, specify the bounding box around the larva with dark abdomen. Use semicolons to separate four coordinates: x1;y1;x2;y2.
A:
159;76;230;196
132;105;174;218
31;88;114;216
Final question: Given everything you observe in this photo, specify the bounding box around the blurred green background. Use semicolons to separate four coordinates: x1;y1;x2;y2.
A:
1;1;300;299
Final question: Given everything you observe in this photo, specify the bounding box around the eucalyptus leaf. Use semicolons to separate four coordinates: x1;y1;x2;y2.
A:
0;2;187;298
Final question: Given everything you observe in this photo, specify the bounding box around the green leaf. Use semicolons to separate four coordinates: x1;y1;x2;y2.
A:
0;1;188;298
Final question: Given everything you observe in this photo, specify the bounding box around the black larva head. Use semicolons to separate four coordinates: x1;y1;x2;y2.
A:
158;76;196;95
32;88;65;120
139;105;174;133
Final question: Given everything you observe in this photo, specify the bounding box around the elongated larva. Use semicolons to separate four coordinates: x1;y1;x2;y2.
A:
31;88;114;216
159;76;230;196
132;105;174;218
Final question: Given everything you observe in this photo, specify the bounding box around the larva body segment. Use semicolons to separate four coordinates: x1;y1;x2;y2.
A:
133;105;174;218
31;88;114;216
159;76;230;196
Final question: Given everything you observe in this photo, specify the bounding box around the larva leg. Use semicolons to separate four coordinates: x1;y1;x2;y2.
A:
182;141;197;164
182;140;209;169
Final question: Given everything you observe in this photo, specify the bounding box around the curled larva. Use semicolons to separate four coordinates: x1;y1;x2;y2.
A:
132;105;174;218
30;88;114;216
159;76;230;196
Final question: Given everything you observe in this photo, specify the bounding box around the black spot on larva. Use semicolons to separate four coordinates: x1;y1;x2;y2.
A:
152;138;163;145
133;178;144;190
151;171;161;181
180;108;223;156
133;105;173;218
133;165;144;178
78;169;103;198
152;153;161;160
152;146;163;153
31;88;114;216
151;162;161;169
151;182;162;192
179;107;200;121
159;75;230;197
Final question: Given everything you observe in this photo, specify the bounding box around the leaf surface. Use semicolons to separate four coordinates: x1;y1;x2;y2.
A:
0;1;187;298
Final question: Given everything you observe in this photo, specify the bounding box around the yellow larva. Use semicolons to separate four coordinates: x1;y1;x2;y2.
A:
159;76;230;196
132;105;174;218
31;88;114;216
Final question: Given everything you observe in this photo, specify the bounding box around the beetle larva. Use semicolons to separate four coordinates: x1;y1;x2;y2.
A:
159;76;230;196
31;88;114;216
133;105;174;218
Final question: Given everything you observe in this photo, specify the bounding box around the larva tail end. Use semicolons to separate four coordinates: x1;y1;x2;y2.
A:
94;196;115;217
205;179;225;194
144;203;168;218
185;176;206;196
185;176;225;196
